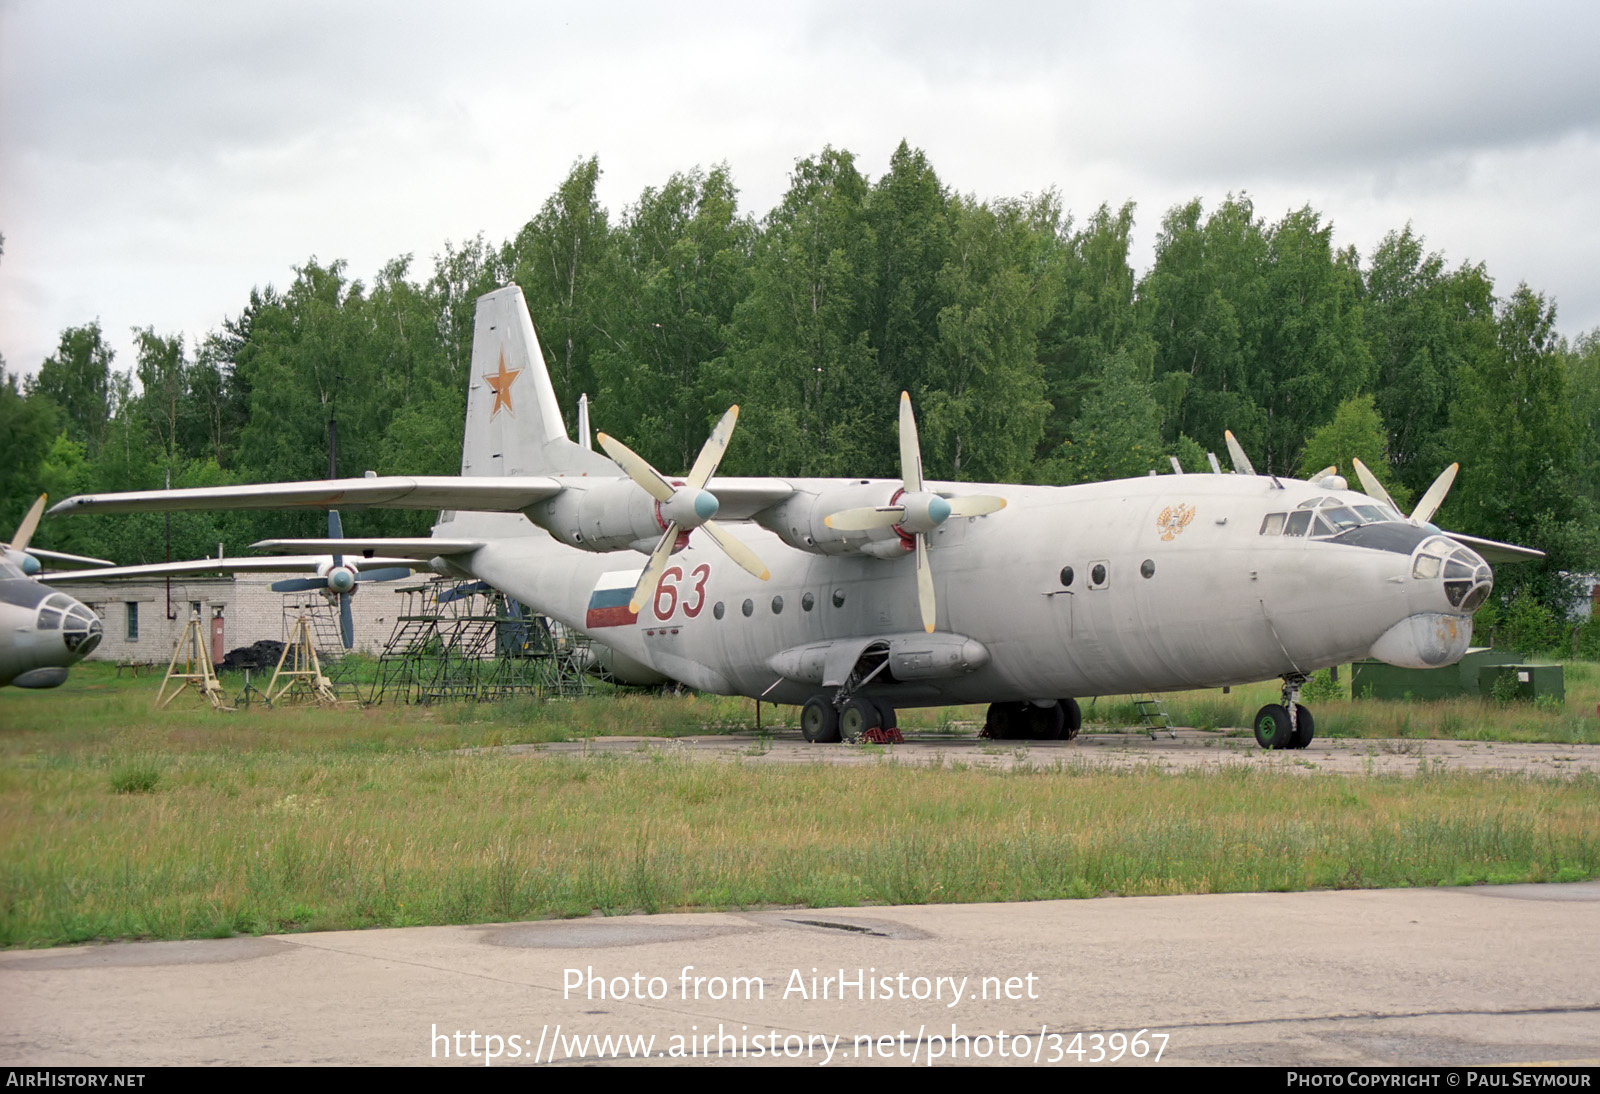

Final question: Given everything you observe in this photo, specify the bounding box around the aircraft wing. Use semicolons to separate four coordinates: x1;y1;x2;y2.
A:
39;555;427;583
251;538;484;558
700;478;800;519
24;547;117;568
1443;531;1546;564
47;476;565;516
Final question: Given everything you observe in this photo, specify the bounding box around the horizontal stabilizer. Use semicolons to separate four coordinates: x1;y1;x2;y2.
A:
1442;532;1546;564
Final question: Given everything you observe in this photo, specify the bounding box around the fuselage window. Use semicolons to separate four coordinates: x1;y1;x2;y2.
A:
802;592;815;611
1283;511;1312;537
771;595;784;615
1260;513;1286;536
1060;566;1074;587
713;601;725;620
1140;559;1155;579
741;599;754;617
832;588;846;608
1090;562;1108;588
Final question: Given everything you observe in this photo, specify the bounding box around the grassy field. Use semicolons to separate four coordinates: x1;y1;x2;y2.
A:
1;661;1596;947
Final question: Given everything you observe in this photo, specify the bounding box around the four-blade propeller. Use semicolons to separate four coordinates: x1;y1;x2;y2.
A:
824;392;1007;633
598;406;770;615
270;510;411;648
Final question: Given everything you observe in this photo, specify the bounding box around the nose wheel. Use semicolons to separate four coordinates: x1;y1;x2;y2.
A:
1254;675;1315;750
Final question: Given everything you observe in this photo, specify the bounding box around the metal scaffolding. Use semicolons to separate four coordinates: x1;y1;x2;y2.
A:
365;579;596;705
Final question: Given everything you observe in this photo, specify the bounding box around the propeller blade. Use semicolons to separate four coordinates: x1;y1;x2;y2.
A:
699;520;770;581
1313;466;1338;481
943;495;1007;519
899;392;924;494
1223;431;1256;476
824;506;907;532
686;405;738;490
11;495;46;552
328;510;345;567
629;524;680;614
915;534;936;633
340;592;354;649
359;566;413;583
1411;463;1458;526
1350;458;1402;514
597;433;675;502
272;577;329;593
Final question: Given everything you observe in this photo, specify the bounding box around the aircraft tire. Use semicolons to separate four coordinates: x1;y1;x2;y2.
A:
839;697;881;743
1288;705;1315;749
1060;698;1083;741
1253;704;1292;749
873;699;898;730
1027;702;1066;740
801;696;841;743
983;701;1019;739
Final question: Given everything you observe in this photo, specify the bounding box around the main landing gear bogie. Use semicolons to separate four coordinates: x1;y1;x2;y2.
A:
983;698;1082;741
803;694;901;744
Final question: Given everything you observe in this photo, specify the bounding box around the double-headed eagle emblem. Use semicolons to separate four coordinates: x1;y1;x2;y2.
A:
1156;503;1196;541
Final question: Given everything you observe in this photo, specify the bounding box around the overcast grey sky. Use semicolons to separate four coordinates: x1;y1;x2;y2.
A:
3;0;1597;378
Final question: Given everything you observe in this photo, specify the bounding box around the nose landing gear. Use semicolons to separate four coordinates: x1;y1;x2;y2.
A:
1255;674;1315;750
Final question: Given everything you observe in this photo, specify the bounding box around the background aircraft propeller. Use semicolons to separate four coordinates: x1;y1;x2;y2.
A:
1;495;113;576
270;510;410;648
598;405;770;614
825;392;1007;633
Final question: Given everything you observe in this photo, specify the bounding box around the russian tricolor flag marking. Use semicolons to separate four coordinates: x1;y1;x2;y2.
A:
585;569;645;628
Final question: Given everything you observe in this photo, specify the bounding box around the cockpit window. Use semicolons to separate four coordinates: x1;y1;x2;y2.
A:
1320;507;1362;532
1268;497;1401;540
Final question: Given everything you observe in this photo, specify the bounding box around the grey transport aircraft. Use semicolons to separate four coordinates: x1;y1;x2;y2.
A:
1;497;104;688
50;286;1541;746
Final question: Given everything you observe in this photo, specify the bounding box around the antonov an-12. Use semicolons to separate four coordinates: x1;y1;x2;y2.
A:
50;286;1540;746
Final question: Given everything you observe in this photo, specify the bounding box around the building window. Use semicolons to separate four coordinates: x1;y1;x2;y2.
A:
126;602;139;642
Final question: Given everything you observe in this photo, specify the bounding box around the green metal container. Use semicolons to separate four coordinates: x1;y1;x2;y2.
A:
1351;648;1522;700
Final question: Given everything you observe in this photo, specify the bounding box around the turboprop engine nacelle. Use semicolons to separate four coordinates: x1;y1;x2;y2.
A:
526;479;687;554
754;482;912;558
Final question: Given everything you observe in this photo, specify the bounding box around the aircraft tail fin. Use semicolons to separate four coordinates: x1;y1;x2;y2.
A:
461;285;615;479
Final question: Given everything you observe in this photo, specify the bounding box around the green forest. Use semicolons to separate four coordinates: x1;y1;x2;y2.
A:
3;142;1596;628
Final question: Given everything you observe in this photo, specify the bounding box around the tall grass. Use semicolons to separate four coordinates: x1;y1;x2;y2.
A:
2;748;1595;946
3;661;1597;948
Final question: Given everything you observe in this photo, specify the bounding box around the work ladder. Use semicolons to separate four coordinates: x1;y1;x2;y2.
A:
1134;695;1177;739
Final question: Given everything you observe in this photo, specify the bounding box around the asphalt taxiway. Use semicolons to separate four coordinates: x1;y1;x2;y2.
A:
4;883;1597;1066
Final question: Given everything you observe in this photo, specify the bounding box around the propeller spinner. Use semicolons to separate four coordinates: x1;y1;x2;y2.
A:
824;392;1006;633
598;406;770;615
